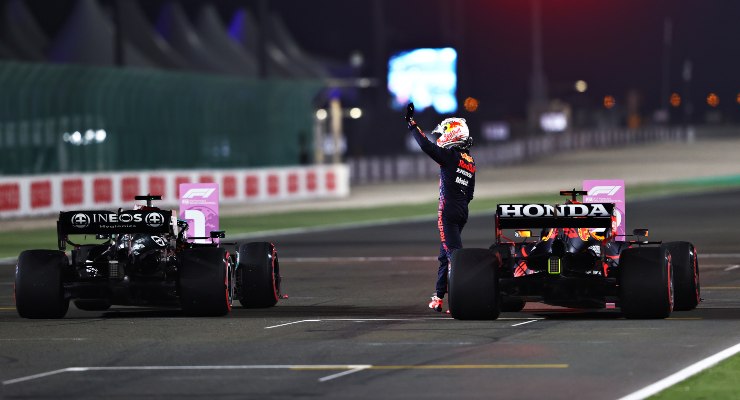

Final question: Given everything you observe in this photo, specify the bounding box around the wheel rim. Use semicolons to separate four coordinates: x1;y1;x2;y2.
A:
225;253;233;312
691;246;700;303
270;246;279;301
667;251;674;312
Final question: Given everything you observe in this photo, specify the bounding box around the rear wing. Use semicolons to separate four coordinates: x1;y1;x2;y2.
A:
496;203;615;234
57;210;173;250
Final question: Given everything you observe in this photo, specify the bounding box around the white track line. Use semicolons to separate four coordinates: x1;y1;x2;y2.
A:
3;362;570;385
2;365;373;385
724;265;739;271
699;253;740;258
265;318;451;329
617;342;740;400
511;319;538;327
317;365;371;382
2;368;73;385
265;317;542;329
264;320;320;329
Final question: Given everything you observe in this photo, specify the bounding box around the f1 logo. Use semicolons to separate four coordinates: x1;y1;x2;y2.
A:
182;188;215;199
588;186;621;196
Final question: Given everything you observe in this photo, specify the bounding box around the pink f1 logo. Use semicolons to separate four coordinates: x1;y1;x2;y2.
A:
181;188;216;199
583;180;625;237
179;183;219;244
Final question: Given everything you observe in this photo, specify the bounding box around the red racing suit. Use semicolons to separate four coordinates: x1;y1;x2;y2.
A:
410;124;475;299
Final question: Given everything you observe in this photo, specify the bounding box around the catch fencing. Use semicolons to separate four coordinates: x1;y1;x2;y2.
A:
0;61;322;175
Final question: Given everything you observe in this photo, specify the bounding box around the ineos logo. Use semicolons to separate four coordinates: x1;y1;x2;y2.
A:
145;212;165;227
71;213;90;229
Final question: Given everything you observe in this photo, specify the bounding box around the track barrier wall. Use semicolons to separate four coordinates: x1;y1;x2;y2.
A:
0;164;349;219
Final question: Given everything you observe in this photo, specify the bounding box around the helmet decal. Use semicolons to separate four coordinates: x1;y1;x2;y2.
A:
434;117;470;149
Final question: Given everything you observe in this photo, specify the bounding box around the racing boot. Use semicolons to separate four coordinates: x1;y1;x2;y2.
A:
428;295;443;312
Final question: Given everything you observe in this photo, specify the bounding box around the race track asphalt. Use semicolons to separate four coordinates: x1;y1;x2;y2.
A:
1;189;739;400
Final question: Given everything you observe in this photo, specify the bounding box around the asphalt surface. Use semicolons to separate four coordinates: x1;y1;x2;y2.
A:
1;189;739;399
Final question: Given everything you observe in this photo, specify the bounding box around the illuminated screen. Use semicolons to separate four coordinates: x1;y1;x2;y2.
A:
388;47;457;114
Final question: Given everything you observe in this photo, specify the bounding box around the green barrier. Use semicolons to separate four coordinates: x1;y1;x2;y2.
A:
0;61;323;174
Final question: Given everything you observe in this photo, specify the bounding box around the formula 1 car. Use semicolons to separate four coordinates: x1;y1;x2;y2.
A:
448;190;701;320
15;195;283;318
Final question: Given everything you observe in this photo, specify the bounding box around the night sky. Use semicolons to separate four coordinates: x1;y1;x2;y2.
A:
272;0;740;119
20;0;740;121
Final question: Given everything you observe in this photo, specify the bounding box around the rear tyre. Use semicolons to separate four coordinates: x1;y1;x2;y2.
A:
664;241;700;311
179;247;232;316
448;248;500;320
619;246;673;319
15;250;70;319
236;242;280;308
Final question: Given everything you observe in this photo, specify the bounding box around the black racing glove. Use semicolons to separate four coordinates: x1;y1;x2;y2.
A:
405;102;417;131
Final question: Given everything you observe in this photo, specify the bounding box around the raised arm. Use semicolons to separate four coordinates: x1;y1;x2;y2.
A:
406;103;448;165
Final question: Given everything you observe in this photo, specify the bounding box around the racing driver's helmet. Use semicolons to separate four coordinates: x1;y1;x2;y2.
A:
432;117;471;149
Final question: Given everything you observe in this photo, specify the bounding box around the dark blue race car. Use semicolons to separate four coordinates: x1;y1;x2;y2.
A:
15;195;283;318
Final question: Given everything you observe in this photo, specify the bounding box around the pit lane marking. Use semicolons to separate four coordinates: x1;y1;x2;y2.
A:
2;363;569;385
264;317;544;329
724;265;739;271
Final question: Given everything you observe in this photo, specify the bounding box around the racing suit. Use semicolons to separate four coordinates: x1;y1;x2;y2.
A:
410;124;475;299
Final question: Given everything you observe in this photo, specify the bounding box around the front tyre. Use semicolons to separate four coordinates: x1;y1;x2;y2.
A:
619;246;673;319
236;242;280;308
664;241;700;311
15;250;70;319
448;248;500;320
179;247;232;316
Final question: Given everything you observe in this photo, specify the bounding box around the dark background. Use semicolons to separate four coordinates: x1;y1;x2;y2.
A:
21;0;740;118
9;0;740;159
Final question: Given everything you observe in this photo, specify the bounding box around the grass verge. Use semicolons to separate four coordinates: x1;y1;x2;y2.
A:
649;354;740;399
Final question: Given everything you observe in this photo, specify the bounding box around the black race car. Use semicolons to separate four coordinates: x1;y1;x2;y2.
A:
15;195;283;318
448;190;701;320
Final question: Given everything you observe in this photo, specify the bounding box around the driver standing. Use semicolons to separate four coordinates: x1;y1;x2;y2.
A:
405;103;475;312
